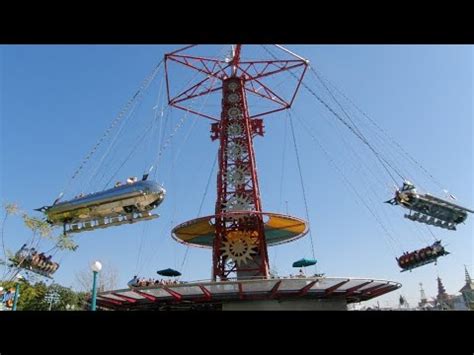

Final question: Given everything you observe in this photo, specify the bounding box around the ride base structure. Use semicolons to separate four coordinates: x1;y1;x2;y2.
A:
96;45;401;310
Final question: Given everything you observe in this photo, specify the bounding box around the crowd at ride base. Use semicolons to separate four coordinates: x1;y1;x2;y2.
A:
127;276;185;288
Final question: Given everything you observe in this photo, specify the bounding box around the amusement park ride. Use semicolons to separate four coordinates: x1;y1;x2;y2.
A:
5;45;472;310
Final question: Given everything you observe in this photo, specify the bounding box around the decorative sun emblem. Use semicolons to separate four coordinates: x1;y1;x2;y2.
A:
221;231;258;266
228;107;242;120
224;194;253;211
227;122;243;136
226;166;249;185
226;142;247;159
227;93;240;104
227;81;239;91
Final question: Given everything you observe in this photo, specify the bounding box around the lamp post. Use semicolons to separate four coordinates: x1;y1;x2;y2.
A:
90;261;102;311
12;274;23;311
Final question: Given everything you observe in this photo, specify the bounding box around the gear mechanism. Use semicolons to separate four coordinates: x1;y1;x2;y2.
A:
226;166;250;185
226;142;247;159
224;194;253;211
228;107;243;120
227;81;239;91
227;122;244;137
227;93;240;104
221;231;258;266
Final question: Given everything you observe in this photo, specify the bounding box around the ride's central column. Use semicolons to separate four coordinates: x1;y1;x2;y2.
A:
213;77;269;281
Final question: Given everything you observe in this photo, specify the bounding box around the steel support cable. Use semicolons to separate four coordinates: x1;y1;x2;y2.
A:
98;94;172;190
134;223;148;275
291;109;403;254
151;107;192;182
278;112;288;213
335;96;414;185
169;73;220;170
410;222;432;245
140;74;224;273
102;114;166;189
262;45;400;256
166;75;221;275
424;225;439;242
89;67;167;192
85;91;153;193
179;153;218;275
312;68;445;192
58;59;164;200
310;68;416;192
149;62;211;180
261;44;403;185
147;70;167;171
99;96;174;190
89;65;168;192
287;110;317;264
302;78;403;185
315;84;414;188
306;100;392;194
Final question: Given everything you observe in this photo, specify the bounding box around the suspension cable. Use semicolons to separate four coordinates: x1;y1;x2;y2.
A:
58;59;164;200
179;153;218;274
313;68;446;192
303;79;403;185
262;44;404;186
291;108;403;254
278;111;288;213
287;110;317;264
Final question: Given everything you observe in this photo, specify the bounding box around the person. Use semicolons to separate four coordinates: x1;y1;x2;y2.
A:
31;250;39;266
128;276;139;288
432;241;443;255
115;181;122;187
16;244;28;260
126;177;134;184
401;180;416;193
44;255;53;273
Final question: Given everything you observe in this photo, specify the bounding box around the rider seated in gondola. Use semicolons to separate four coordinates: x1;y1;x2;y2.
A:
127;275;140;287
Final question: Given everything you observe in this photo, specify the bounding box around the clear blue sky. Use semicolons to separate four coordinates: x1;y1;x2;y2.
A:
1;45;472;308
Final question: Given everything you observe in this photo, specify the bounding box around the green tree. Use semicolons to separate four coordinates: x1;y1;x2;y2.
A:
1;203;79;283
0;279;49;310
0;280;89;310
46;283;88;310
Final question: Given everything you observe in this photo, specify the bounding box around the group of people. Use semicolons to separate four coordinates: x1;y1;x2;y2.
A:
14;244;59;275
127;276;184;288
397;241;446;269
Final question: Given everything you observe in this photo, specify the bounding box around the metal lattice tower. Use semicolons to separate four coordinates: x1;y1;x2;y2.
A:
165;45;308;280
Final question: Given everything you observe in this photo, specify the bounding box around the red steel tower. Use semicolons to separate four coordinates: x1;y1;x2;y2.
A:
165;45;308;281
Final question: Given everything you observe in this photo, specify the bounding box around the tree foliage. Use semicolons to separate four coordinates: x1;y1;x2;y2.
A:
0;279;88;310
1;202;79;282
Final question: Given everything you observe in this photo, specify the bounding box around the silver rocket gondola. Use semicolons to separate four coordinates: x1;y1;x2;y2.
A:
386;181;473;230
37;179;166;234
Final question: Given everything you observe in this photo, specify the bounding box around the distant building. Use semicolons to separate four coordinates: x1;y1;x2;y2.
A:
459;266;474;310
428;267;473;310
435;276;452;310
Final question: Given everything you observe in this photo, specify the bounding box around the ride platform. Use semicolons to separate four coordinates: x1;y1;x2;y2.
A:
94;276;401;311
172;211;308;248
